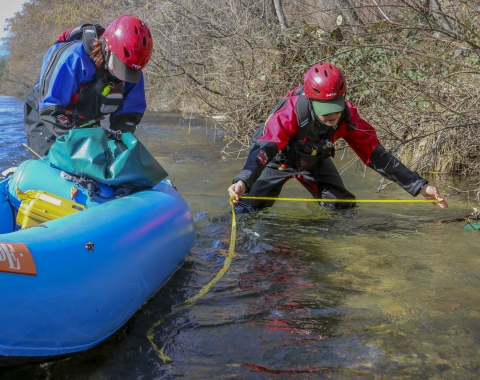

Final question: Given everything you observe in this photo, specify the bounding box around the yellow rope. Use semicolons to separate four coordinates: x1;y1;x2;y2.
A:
147;318;172;363
149;194;436;362
184;199;237;306
184;195;434;305
181;195;436;306
148;200;237;363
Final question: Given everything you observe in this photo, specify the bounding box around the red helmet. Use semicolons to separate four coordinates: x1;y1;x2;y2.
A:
102;15;153;83
304;62;346;101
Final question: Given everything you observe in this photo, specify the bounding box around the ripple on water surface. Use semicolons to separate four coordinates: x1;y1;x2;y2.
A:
0;96;30;169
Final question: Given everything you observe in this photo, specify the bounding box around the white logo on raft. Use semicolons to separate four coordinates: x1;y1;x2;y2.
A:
0;244;21;270
0;243;37;275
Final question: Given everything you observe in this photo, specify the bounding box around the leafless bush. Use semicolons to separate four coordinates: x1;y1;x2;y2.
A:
2;0;480;175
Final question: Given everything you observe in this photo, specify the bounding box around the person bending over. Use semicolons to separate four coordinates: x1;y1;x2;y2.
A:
228;62;447;212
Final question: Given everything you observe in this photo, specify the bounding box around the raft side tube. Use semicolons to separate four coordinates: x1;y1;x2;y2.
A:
0;179;194;357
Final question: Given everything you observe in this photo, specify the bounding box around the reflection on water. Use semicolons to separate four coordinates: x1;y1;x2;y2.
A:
1;98;480;379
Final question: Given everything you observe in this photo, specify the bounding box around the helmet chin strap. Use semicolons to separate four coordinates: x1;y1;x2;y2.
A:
103;50;117;78
101;38;110;71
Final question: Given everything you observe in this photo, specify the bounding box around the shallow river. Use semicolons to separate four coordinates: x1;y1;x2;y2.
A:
1;96;480;379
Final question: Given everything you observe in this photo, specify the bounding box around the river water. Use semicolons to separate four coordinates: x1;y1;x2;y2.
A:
1;96;480;379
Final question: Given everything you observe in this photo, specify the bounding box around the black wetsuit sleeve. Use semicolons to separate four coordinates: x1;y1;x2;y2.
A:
369;144;427;196
234;141;279;191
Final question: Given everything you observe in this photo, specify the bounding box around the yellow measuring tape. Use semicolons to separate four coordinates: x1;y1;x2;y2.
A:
148;195;437;362
238;196;437;203
181;195;436;306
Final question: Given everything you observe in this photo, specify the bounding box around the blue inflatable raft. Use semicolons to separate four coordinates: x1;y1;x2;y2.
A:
0;159;194;364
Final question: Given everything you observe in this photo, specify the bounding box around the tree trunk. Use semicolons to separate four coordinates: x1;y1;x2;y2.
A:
429;0;454;32
272;0;288;30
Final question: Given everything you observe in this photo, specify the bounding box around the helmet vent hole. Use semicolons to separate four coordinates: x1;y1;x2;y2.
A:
143;36;147;46
314;89;321;94
124;47;131;58
340;83;344;90
330;64;333;70
135;26;139;34
315;68;319;73
324;70;329;77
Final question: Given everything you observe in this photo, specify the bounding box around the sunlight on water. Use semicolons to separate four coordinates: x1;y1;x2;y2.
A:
1;98;480;379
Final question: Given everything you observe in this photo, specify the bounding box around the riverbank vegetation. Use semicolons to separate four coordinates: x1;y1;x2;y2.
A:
1;0;479;177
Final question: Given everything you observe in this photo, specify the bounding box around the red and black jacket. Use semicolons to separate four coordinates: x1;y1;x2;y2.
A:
234;87;427;196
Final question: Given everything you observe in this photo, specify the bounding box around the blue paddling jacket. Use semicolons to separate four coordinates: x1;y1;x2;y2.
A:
24;25;147;157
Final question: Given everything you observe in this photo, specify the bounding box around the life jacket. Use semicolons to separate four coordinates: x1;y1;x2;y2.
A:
250;87;338;170
68;72;125;125
40;23;125;126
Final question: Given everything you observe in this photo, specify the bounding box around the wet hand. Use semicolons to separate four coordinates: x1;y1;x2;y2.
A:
420;185;448;208
228;181;246;204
